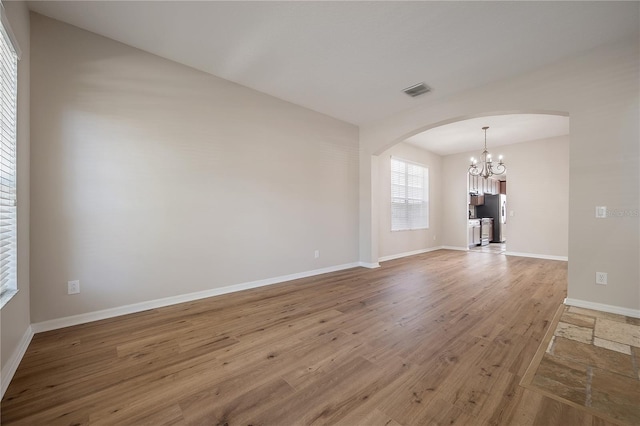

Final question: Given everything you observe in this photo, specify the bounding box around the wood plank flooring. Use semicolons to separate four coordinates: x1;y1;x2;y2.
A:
1;250;618;425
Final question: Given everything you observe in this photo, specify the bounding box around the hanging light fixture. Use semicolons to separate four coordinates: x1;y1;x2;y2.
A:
468;126;506;179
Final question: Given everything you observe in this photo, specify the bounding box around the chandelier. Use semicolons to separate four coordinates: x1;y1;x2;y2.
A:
468;126;506;179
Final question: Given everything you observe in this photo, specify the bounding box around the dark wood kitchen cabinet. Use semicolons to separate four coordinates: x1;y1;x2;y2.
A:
499;180;507;194
470;194;484;206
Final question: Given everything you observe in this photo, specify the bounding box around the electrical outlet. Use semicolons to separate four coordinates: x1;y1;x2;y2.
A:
68;280;80;294
314;250;320;259
595;206;607;218
595;272;608;285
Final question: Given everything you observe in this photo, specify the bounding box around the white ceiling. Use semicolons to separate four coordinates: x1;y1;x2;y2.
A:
27;1;639;126
405;114;570;156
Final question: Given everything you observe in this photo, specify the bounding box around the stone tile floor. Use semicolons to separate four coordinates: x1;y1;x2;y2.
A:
524;305;640;425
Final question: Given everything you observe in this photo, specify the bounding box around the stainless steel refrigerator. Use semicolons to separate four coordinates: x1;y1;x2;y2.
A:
476;194;506;243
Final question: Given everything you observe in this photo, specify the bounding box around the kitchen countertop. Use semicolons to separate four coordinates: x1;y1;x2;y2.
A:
469;218;492;226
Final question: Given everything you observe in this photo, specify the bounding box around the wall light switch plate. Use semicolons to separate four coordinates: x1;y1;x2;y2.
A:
68;280;80;294
595;206;607;218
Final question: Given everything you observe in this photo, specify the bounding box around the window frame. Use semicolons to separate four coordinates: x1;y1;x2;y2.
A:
0;1;20;309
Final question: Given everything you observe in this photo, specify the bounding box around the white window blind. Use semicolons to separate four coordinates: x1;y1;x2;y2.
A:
391;158;429;231
0;10;17;303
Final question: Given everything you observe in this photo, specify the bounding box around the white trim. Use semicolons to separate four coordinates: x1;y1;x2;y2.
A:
1;325;33;399
504;251;568;261
0;287;18;309
32;262;361;333
358;261;380;269
564;298;640;319
441;246;469;251
379;246;442;262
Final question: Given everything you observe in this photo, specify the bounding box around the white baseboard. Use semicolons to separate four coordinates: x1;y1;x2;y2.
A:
564;298;640;319
504;251;568;261
441;246;468;251
1;325;33;399
358;261;380;269
32;262;361;333
378;246;443;263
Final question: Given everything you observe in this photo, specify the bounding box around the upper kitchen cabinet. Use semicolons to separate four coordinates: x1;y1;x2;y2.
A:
469;174;479;194
499;180;507;194
469;175;502;195
485;177;499;195
491;178;499;194
470;194;484;205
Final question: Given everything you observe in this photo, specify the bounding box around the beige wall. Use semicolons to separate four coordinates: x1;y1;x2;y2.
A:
3;4;638;371
360;35;639;312
1;0;31;374
30;14;359;323
442;135;570;258
377;142;442;259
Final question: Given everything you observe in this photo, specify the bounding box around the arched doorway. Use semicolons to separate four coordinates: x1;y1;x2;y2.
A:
372;112;570;263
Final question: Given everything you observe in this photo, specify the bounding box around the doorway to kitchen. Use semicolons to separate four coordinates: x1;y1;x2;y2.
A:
468;176;507;255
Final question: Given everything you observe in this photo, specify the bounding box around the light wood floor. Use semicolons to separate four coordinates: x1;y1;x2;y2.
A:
1;250;617;425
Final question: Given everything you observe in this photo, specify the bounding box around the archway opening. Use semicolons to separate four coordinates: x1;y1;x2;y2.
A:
374;112;569;263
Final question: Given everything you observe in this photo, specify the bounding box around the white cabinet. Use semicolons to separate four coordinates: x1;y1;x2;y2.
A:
468;220;481;247
484;178;499;195
468;174;480;194
469;176;500;195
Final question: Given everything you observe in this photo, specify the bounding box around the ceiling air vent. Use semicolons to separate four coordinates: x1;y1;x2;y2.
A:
403;82;431;98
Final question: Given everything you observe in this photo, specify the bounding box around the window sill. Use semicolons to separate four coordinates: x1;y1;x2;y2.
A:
0;288;19;309
391;227;430;232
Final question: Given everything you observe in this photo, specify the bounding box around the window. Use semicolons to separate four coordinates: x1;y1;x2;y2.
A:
391;157;429;231
0;5;18;307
